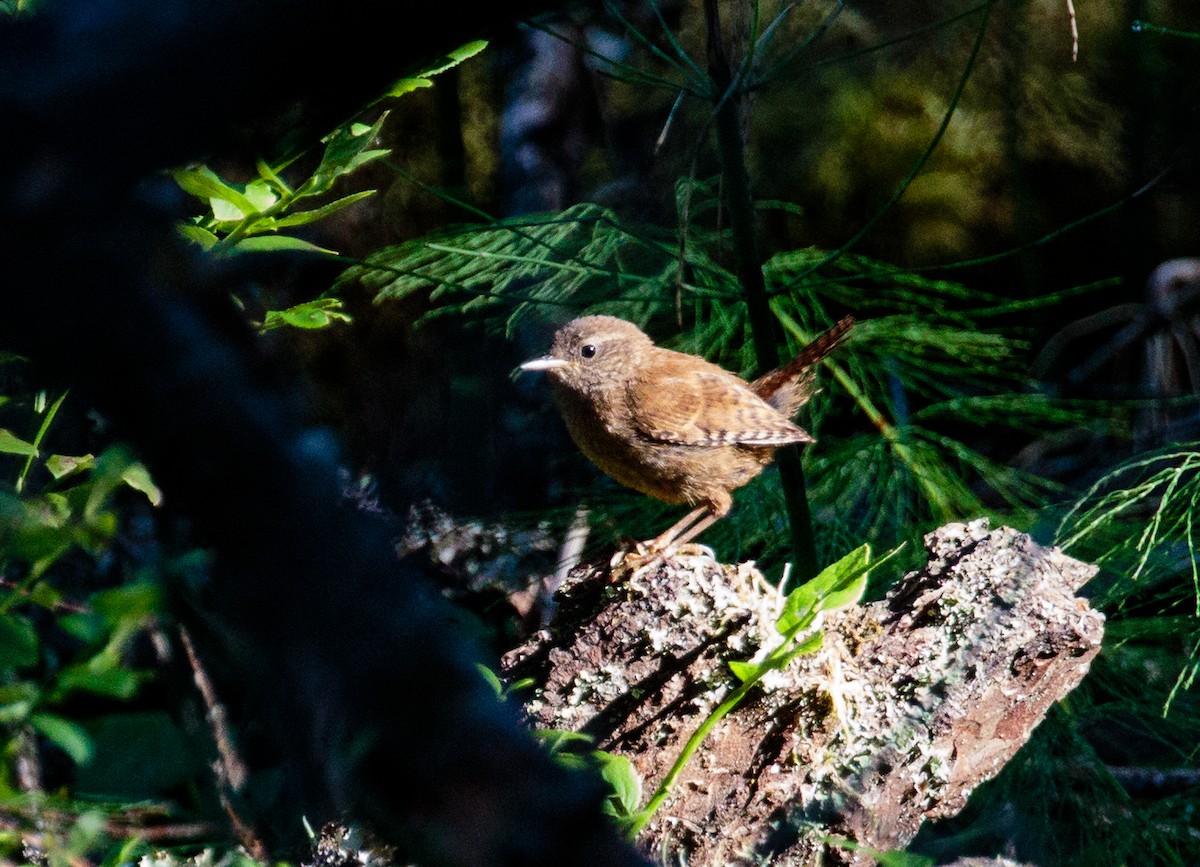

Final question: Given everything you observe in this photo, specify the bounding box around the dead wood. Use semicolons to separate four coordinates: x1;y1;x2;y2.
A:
502;519;1104;865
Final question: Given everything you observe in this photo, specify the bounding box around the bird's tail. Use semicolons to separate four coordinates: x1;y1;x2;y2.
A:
751;316;855;415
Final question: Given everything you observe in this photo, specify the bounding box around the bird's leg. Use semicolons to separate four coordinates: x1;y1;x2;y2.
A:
662;509;721;550
643;505;712;553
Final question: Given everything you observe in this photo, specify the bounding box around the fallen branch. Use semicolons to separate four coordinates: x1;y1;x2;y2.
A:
503;519;1103;865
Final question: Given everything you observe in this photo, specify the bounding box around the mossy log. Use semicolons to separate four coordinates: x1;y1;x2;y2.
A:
502;520;1103;865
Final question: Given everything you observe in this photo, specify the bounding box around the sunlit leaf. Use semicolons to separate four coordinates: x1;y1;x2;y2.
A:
30;712;94;765
120;462;162;506
777;545;870;636
233;235;337;256
261;298;352;330
0;428;36;456
593;750;642;818
45;453;95;480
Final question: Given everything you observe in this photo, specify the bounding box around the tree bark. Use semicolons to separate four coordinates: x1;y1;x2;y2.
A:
503;519;1103;865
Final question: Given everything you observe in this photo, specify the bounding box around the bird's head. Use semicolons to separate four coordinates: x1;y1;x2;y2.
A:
520;315;653;396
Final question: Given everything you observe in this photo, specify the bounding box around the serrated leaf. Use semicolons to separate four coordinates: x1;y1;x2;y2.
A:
31;712;94;765
0;428;36;456
386;77;433;97
45;453;95;480
233;235;337;256
421;39;489;77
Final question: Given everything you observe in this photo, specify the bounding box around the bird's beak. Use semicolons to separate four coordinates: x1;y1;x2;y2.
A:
520;356;570;372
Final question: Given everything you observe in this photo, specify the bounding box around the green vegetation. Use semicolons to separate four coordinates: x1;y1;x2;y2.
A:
3;0;1200;864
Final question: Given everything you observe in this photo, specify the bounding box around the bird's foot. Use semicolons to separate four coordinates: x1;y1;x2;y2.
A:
608;540;669;583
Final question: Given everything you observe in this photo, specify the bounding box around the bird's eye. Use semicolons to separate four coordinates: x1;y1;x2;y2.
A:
580;344;597;359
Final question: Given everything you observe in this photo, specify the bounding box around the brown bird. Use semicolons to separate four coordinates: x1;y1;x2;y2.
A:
521;315;854;552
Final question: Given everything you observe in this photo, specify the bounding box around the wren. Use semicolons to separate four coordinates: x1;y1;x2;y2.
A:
521;315;854;552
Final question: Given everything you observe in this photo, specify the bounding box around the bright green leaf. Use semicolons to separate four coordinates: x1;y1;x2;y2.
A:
243;179;278;212
385;77;433;97
728;659;761;683
271;189;375;229
121;462;162;506
178;224;220;249
313;112;390;191
30;712;94;765
210;197;246;221
420;39;489;77
477;663;504;697
0;428;36;456
172;166;258;217
262;298;352;331
592;750;642;817
45;453;95;480
233;235;337;256
777;545;871;636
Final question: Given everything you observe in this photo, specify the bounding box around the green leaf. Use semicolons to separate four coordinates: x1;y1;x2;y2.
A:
728;659;761;683
120;462;162;506
0;428;36;456
270;189;375;228
777;545;871;636
91;582;162;625
57;664;144;700
0;614;38;669
592;750;642;818
312;112;390;191
261;298;352;331
531;728;595;754
30;712;94;765
178;224;220;249
233;235;337;256
45;453;95;480
385;77;433;97
421;39;488;77
242;179;278;212
476;663;504;697
172;166;258;219
0;682;39;723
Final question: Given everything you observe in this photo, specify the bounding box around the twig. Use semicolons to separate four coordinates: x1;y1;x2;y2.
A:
1066;0;1078;61
178;625;264;860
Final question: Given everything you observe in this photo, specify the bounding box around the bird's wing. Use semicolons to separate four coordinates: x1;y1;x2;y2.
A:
628;368;814;447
